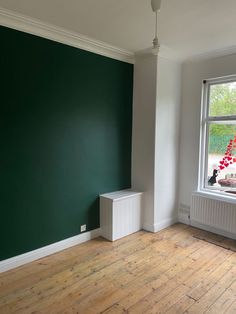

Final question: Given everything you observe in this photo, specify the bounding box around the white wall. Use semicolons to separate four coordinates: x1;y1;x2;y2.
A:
179;53;236;216
154;57;182;230
132;54;182;232
132;54;158;231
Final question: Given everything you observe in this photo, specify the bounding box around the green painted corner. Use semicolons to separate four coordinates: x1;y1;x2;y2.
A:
0;26;133;260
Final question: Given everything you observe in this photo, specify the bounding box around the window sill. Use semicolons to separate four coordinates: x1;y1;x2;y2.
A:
193;189;236;205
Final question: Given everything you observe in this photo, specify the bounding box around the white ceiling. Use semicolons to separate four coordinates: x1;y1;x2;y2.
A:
1;0;236;60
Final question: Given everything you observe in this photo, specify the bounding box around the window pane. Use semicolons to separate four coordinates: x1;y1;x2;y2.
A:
207;123;236;190
209;82;236;117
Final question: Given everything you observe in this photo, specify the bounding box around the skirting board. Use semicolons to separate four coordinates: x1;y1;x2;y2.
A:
143;217;178;233
0;228;101;273
191;219;236;240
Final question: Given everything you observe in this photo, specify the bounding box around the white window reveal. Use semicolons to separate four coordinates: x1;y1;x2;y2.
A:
199;75;236;197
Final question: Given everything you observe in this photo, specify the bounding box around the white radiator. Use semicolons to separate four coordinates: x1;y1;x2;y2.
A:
191;194;236;239
100;190;142;241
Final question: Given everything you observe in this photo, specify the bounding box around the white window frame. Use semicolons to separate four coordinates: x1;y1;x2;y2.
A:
198;74;236;199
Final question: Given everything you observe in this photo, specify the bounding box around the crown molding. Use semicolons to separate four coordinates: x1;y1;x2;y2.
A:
186;45;236;63
135;45;184;63
0;7;135;64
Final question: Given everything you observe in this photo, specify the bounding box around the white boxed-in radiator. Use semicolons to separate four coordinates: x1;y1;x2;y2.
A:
100;190;143;241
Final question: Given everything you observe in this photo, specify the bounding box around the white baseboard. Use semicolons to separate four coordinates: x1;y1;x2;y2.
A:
0;228;101;273
142;222;155;233
191;220;236;240
153;217;178;233
178;213;190;225
143;217;178;233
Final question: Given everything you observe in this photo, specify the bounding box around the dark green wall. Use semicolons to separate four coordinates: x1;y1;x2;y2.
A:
0;26;133;260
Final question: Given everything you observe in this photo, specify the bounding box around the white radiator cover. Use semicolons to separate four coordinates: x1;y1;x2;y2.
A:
191;194;236;239
100;190;142;241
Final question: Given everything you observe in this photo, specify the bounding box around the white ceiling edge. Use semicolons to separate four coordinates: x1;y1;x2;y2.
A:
1;7;236;66
135;46;184;64
0;7;135;64
185;45;236;64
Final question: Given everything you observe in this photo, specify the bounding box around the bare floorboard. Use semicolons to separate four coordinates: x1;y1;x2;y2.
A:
0;224;236;314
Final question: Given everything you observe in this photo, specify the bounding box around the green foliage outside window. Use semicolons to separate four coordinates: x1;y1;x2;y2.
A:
208;83;236;154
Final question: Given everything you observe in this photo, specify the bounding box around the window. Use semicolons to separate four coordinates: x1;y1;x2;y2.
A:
199;75;236;197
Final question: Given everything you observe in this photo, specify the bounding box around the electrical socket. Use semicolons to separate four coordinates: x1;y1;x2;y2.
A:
81;224;86;232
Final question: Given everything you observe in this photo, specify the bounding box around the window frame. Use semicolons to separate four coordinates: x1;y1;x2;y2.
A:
198;74;236;197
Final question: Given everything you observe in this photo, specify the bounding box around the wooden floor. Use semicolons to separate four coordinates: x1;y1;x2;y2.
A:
1;224;236;314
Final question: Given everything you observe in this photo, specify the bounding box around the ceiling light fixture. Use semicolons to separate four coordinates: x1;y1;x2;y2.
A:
151;0;162;55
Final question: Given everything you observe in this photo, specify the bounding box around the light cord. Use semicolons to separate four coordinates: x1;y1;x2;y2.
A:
155;10;157;38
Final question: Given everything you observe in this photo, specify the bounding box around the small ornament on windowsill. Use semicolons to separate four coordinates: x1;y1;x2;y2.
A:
208;169;218;186
209;135;236;186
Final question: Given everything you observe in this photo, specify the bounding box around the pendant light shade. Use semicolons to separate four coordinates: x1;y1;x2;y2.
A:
151;0;162;13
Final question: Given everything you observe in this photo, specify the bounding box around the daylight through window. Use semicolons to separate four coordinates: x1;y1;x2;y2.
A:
200;76;236;196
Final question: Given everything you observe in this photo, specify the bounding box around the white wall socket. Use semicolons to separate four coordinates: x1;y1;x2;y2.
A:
80;224;86;232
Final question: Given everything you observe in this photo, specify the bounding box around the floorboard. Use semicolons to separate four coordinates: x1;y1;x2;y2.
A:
0;224;235;314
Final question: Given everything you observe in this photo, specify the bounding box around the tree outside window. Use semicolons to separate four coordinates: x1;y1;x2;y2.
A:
200;77;236;195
